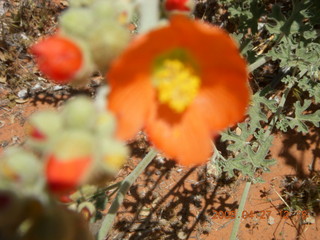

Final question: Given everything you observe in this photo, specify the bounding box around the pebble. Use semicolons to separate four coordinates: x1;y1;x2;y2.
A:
17;89;28;99
268;216;275;225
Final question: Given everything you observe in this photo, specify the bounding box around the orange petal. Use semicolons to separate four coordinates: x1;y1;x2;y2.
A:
108;75;155;140
169;15;248;78
145;104;213;166
192;70;250;131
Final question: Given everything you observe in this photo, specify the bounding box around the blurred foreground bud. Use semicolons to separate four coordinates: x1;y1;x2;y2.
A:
59;8;95;40
62;96;96;130
69;0;95;7
45;130;95;193
83;138;129;185
0;148;42;189
99;139;128;174
31;35;93;87
59;0;132;74
163;0;195;15
27;111;63;150
87;21;130;73
94;111;116;137
30;36;83;84
91;0;133;25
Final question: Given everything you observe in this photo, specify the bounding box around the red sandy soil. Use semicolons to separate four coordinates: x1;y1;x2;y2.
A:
1;95;318;240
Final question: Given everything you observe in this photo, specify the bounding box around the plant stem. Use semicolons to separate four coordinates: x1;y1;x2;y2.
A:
139;0;160;33
96;148;158;240
248;56;270;73
229;181;252;240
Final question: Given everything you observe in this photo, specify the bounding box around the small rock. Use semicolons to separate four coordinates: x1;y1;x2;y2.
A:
32;83;44;91
303;216;315;224
0;76;6;83
268;216;275;225
53;85;66;91
139;207;150;217
177;231;187;240
17;89;28;99
159;219;168;226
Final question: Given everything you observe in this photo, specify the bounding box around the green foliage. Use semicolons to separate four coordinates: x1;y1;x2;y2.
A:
266;1;320;79
221;0;265;34
213;0;320;182
218;91;278;182
288;100;320;133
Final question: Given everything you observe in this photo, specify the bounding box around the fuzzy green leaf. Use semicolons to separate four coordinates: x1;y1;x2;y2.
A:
288;100;320;133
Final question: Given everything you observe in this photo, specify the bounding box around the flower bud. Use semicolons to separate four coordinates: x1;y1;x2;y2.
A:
45;130;95;193
99;139;129;174
61;96;96;130
87;21;130;73
94;111;116;137
30;36;83;84
163;0;195;15
0;148;42;187
59;8;95;40
91;0;134;25
69;0;95;7
27;111;63;141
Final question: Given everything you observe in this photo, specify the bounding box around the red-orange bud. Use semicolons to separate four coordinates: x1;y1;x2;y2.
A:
45;154;92;193
164;0;191;11
30;36;83;84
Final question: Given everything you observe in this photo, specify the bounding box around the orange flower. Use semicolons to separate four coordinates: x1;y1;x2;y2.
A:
107;16;250;166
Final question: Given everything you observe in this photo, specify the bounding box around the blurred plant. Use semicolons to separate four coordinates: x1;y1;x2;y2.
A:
0;93;128;239
25;96;129;193
31;0;134;86
2;0;319;239
0;190;93;240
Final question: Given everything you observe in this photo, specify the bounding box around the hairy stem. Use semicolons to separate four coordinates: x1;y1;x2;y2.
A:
229;181;252;240
96;148;158;240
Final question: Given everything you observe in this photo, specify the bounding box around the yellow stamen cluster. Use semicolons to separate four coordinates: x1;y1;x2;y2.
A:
152;59;200;113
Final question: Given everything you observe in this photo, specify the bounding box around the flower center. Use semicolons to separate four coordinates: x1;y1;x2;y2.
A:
152;59;200;113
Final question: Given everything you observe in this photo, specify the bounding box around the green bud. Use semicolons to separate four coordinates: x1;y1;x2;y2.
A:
0;148;42;187
91;0;134;24
99;138;129;174
49;130;95;161
69;0;95;7
59;8;95;40
28;111;63;140
62;96;96;130
88;20;130;73
94;111;116;137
